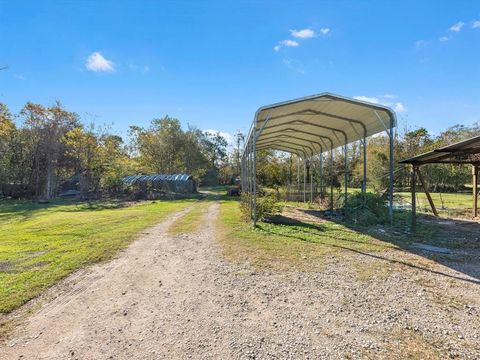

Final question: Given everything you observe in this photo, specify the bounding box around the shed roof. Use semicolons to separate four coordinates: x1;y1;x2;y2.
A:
399;135;480;165
249;92;396;157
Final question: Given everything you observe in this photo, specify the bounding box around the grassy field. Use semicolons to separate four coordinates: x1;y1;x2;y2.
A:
396;191;473;213
216;198;403;272
271;186;475;216
0;198;196;313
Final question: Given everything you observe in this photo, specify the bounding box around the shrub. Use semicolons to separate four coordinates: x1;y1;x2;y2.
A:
240;193;281;222
344;191;388;225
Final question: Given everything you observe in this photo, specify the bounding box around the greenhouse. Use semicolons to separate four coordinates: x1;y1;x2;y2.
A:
122;174;196;194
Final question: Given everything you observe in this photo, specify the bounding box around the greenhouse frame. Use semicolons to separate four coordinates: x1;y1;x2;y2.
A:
122;174;196;193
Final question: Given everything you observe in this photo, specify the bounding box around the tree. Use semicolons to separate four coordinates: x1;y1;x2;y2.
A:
20;102;80;199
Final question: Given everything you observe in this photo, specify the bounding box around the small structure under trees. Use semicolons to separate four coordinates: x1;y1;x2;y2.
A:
399;135;480;230
122;174;196;195
241;92;397;225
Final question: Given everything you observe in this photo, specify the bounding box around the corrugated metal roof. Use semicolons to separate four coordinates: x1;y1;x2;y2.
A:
248;92;396;156
122;174;193;185
399;134;480;165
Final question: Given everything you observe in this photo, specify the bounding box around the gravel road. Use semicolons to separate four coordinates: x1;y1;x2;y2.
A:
1;202;479;359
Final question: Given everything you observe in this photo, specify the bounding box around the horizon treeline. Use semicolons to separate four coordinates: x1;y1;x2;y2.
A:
0;101;240;199
254;123;480;193
1;101;479;200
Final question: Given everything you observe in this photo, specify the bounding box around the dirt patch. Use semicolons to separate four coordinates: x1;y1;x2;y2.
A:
21;261;50;271
0;261;14;273
276;206;327;223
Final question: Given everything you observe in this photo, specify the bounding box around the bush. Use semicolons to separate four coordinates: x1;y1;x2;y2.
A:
240;193;281;222
344;192;388;225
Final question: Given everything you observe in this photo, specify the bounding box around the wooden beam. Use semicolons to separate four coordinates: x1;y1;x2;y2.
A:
417;168;439;217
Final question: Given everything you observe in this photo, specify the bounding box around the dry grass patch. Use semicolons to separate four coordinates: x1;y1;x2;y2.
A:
168;200;207;235
384;328;443;359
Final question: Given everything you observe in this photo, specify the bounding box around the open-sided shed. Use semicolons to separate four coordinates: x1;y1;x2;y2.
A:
399;134;480;229
241;92;397;225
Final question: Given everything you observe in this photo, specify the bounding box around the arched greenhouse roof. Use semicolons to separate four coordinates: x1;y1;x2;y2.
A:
122;174;194;185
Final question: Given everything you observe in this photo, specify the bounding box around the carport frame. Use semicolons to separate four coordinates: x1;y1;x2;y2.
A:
241;92;397;226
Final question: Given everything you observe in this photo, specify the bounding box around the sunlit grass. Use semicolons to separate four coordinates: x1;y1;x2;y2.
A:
0;198;195;313
396;191;473;211
216;198;398;271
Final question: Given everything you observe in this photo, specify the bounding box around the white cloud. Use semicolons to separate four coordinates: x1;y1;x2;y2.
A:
319;28;330;35
273;39;299;51
439;36;450;42
86;52;115;72
204;129;234;146
383;94;397;99
144;65;150;72
473;20;480;29
449;21;464;32
353;95;380;104
281;39;299;47
290;28;315;39
354;95;406;113
394;102;406;113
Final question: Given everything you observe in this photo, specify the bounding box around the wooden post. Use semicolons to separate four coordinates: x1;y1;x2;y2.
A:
411;166;417;231
473;165;478;218
417;168;438;216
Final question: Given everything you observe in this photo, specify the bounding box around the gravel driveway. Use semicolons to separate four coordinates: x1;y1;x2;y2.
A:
1;202;479;359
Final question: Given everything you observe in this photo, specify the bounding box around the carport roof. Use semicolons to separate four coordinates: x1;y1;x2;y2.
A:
247;92;396;157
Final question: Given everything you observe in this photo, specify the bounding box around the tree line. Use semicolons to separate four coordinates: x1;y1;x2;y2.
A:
1;100;478;200
254;123;480;194
0;102;235;200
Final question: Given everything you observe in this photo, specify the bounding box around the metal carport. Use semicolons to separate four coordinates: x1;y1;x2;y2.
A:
241;92;397;225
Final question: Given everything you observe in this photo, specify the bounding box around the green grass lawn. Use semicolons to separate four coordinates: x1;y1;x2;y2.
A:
0;198;196;313
269;185;475;216
216;198;403;271
396;191;473;212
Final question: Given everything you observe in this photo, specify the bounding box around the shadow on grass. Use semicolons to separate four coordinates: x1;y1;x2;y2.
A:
0;199;75;221
0;187;227;222
263;209;480;286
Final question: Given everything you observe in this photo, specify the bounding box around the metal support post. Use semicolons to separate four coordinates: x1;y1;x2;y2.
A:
411;166;417;232
362;137;367;193
388;123;394;224
473;165;478;218
253;138;257;226
310;161;313;203
303;159;306;203
319;153;324;199
330;149;334;211
344;143;348;205
297;156;300;197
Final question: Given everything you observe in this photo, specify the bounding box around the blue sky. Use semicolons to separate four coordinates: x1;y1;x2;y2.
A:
1;0;479;143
